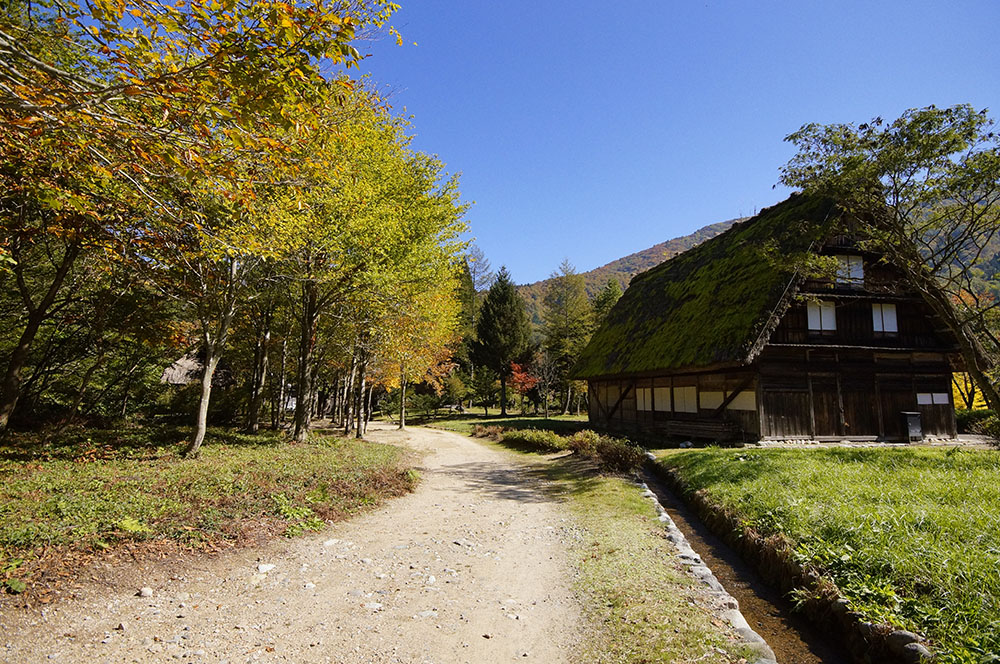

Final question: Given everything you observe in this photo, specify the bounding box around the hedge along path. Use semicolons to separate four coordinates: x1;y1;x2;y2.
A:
1;423;583;663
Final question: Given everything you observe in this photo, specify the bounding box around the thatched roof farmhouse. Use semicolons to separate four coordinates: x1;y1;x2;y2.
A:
572;194;960;442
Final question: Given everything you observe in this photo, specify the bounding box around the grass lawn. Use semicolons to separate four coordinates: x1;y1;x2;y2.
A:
656;446;1000;664
0;425;415;596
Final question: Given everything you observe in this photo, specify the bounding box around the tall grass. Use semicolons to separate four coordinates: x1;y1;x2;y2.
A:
658;447;1000;663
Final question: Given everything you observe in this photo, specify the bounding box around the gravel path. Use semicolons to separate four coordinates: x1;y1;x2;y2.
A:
1;423;583;664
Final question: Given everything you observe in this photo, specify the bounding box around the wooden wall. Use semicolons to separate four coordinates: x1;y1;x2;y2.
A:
757;347;956;441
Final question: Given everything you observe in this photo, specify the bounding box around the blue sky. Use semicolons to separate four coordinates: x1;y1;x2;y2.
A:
356;1;1000;285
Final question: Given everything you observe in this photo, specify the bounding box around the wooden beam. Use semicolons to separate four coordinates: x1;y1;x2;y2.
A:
710;376;754;417
605;381;634;420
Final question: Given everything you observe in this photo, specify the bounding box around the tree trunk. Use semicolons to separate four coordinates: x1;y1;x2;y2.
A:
0;241;81;432
562;385;572;416
273;335;288;429
342;351;357;437
355;361;366;439
364;384;374;434
293;282;319;443
184;344;220;457
398;365;407;430
246;311;271;434
499;373;508;417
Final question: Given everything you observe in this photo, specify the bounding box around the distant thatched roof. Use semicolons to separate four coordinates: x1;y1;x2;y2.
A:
161;353;202;385
572;194;839;380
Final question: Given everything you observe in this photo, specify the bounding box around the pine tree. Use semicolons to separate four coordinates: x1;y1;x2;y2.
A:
474;267;529;416
591;278;624;328
542;260;591;413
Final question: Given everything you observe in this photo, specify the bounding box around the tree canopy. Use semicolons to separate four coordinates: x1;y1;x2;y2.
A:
781;104;1000;409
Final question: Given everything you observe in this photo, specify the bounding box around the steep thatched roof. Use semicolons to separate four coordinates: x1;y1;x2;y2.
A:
572;194;839;380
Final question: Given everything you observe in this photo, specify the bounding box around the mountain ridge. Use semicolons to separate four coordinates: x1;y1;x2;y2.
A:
517;217;745;325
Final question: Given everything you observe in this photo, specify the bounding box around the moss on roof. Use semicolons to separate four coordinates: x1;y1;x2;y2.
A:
572;194;838;379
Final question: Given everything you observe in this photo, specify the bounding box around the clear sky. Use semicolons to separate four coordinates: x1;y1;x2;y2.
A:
355;1;1000;285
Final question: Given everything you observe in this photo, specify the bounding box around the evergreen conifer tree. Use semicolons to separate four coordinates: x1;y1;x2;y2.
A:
474;267;529;416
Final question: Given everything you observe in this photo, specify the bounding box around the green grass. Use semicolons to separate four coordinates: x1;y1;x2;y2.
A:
427;411;589;436
0;425;415;594
656;446;1000;663
460;421;749;663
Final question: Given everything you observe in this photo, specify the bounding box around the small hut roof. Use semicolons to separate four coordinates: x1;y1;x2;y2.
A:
572;194;839;380
161;353;202;385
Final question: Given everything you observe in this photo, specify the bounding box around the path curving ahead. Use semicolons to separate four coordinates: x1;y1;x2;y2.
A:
1;424;583;664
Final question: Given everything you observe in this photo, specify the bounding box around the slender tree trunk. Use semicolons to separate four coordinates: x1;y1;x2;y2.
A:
398;364;407;430
0;242;81;432
562;385;572;416
275;336;288;428
364;384;374;434
355;360;366;439
342;351;357;436
246;310;271;433
61;349;105;428
499;373;508;416
294;281;319;443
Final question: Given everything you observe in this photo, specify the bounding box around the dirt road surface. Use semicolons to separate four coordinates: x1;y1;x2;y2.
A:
1;424;583;664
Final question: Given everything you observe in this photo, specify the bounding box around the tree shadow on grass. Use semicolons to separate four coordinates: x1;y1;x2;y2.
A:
0;424;287;462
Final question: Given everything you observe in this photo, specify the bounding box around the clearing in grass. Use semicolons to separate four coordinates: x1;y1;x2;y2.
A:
656;446;1000;664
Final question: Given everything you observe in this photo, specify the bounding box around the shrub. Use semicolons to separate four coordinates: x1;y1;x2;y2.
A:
594;436;646;473
471;424;506;440
956;408;995;434
567;429;601;456
499;428;567;453
971;413;1000;448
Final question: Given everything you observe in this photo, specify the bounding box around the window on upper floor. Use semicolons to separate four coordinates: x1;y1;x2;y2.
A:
836;255;864;286
807;301;837;332
872;303;898;334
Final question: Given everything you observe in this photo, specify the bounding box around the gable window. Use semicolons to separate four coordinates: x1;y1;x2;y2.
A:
872;303;898;333
836;255;864;286
807;301;837;332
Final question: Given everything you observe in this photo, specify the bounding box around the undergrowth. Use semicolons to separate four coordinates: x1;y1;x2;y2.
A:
658;446;1000;663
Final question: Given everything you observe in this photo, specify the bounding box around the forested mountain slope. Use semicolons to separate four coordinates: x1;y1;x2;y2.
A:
518;217;742;324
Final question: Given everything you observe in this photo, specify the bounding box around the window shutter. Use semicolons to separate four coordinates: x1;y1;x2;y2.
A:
808;302;821;330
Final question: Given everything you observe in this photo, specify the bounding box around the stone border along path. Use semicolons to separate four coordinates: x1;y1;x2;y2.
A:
636;477;778;664
2;424;769;664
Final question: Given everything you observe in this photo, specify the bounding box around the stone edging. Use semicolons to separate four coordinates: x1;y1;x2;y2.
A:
635;472;777;664
644;454;935;664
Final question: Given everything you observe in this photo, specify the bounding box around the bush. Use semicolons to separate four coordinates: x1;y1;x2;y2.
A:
499;428;567;453
471;424;506;440
594;436;646;473
567;429;601;456
971;413;1000;448
956;408;996;433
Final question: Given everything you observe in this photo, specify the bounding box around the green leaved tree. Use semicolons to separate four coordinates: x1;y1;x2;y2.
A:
781;104;1000;411
542;260;592;414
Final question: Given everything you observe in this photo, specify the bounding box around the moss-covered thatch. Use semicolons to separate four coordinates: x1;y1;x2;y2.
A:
572;194;838;379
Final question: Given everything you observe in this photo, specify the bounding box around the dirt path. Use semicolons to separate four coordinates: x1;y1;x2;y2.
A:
1;424;583;664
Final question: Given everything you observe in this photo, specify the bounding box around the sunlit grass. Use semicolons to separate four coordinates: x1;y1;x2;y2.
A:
0;427;415;593
657;446;1000;663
